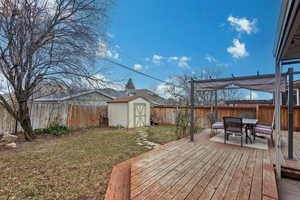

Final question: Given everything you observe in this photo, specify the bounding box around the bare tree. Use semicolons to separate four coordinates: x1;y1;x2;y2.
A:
164;69;240;106
0;0;111;141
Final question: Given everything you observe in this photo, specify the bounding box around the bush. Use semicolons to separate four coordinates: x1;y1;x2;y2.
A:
34;124;71;136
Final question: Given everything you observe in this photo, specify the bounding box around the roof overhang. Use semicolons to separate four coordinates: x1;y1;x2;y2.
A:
274;0;300;61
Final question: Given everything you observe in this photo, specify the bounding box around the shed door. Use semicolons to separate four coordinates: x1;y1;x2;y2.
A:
134;103;146;127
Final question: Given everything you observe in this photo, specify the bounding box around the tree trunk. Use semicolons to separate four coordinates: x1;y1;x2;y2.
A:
18;101;34;141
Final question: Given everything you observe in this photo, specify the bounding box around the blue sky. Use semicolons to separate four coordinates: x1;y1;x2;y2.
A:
98;0;282;99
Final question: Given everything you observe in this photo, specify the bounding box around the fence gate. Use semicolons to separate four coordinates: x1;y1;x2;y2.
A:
134;103;146;127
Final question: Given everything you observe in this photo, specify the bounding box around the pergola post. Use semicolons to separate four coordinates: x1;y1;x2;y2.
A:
190;78;195;142
288;67;294;160
275;62;282;179
214;90;218;118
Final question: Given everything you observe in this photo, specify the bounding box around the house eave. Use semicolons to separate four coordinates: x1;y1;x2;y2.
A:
274;0;300;62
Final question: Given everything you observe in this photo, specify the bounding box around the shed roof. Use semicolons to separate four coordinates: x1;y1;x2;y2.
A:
107;96;147;103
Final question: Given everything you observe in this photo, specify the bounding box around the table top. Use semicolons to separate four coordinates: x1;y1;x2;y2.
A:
242;118;258;125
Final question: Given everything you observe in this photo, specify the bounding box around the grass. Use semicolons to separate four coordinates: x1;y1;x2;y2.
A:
147;126;203;145
146;126;177;144
0;126;179;200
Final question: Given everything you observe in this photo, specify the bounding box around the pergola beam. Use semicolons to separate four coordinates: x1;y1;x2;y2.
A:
193;71;300;85
193;73;276;84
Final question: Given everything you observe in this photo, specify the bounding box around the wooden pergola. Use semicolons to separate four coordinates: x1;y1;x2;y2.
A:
190;0;300;180
189;71;300;181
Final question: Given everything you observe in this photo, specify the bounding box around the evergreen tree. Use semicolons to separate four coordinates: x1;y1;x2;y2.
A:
125;78;135;90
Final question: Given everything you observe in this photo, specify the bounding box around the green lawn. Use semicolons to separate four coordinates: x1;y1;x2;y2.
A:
0;126;178;200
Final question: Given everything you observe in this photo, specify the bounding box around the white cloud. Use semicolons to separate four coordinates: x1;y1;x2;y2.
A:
133;64;143;70
204;55;231;67
152;54;164;64
205;55;217;63
168;56;179;61
228;16;257;34
149;55;191;68
96;40;120;60
227;39;249;58
178;56;191;68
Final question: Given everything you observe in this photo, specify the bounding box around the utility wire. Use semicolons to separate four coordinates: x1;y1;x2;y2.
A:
104;58;183;88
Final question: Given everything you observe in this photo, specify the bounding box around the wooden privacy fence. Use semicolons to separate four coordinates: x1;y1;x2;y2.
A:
67;105;107;130
0;103;108;134
152;105;300;131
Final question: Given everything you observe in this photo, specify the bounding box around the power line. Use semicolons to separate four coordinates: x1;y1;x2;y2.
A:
104;58;182;88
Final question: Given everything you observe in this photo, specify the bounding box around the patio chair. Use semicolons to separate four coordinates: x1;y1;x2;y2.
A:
207;112;223;134
254;114;275;146
223;117;244;147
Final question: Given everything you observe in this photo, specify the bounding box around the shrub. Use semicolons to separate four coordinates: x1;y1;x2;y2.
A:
34;124;71;136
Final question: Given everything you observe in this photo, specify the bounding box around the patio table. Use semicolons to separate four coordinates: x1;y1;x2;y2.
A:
242;118;258;144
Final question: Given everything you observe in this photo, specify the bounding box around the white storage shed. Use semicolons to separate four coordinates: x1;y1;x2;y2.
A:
107;96;151;128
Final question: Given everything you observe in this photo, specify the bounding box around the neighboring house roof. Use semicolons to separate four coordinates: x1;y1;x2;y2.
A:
34;89;113;102
126;89;167;105
107;96;148;103
34;88;169;105
98;88;127;99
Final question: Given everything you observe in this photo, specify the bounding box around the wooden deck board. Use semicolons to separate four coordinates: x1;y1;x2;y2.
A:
210;151;243;200
223;150;250;200
106;129;282;200
134;146;207;199
131;143;203;193
158;150;223;200
237;150;256;200
262;150;279;199
129;129;279;200
131;143;203;197
179;151;228;200
150;148;215;199
197;150;239;200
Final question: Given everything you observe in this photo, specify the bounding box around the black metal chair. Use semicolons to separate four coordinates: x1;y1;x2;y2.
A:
223;117;244;147
240;111;256;119
208;112;223;134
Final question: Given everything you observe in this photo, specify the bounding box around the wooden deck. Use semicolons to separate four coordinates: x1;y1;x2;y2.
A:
130;130;278;200
105;128;300;200
104;129;278;200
